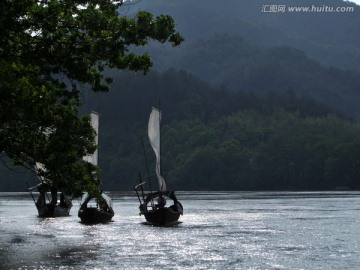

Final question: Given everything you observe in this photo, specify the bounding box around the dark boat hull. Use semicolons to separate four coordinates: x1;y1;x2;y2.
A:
37;204;71;218
78;207;114;224
144;207;181;226
135;190;183;226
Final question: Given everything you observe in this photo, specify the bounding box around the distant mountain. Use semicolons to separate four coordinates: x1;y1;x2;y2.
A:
124;0;360;120
126;0;360;71
167;36;360;119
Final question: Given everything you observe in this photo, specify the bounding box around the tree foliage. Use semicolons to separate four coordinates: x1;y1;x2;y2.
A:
0;0;183;196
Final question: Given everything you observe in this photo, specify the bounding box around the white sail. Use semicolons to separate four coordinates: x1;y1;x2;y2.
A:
34;127;53;183
35;162;47;183
148;107;166;191
83;112;99;165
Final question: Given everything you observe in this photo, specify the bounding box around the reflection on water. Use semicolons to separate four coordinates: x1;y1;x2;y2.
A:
0;191;360;269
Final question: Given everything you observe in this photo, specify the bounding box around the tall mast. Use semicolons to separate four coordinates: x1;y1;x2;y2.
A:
158;101;162;177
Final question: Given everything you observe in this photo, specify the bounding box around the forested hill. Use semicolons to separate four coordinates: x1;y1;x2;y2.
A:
85;70;360;191
1;70;360;191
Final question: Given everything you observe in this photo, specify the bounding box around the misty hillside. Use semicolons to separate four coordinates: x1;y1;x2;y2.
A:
127;0;360;71
154;36;360;119
124;0;360;120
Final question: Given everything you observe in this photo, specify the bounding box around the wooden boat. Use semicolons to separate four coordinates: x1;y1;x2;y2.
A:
78;192;114;224
135;185;183;226
78;111;114;224
27;183;72;218
135;107;183;226
27;163;72;218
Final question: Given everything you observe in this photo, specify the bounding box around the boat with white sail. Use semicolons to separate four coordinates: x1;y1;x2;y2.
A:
78;111;114;224
135;107;183;226
27;162;72;218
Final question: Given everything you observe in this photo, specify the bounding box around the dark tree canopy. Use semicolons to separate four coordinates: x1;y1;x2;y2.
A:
0;0;183;197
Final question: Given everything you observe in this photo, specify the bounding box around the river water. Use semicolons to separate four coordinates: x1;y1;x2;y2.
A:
0;191;359;269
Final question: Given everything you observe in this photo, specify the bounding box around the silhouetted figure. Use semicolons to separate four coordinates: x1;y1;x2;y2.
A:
59;192;67;207
50;187;57;206
156;196;166;208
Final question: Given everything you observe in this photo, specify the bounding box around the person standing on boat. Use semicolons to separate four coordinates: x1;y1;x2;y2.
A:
50;187;57;206
157;195;166;208
36;185;46;209
59;192;68;208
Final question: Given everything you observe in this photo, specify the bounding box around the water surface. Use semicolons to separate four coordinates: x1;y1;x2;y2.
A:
1;191;359;269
